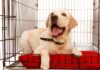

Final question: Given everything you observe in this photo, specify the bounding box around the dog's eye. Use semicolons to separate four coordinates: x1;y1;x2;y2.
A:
62;13;67;17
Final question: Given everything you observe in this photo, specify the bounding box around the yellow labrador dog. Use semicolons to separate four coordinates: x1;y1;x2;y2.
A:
20;9;82;70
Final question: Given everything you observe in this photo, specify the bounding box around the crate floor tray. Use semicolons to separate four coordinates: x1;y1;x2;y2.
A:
19;51;100;69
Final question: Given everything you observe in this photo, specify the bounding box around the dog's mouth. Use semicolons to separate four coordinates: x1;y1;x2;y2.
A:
51;24;65;37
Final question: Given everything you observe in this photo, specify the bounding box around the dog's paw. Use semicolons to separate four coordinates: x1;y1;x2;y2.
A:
72;49;82;57
41;64;49;70
41;68;49;70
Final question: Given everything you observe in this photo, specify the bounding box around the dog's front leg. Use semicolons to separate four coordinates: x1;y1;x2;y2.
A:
41;49;50;70
34;48;50;70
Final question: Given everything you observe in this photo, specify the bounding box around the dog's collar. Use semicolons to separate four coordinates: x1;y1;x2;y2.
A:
40;38;64;45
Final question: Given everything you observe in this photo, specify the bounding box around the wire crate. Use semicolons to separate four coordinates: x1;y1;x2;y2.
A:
1;0;100;70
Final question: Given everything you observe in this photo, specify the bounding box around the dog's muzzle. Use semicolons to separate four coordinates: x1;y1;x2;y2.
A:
50;13;65;38
51;14;58;21
51;13;58;25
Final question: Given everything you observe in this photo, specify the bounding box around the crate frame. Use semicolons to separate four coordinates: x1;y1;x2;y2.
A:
1;0;100;69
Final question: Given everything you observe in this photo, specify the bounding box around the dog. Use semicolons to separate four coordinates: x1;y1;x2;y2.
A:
20;9;82;70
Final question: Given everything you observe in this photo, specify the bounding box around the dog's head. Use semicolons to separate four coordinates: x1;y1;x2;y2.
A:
46;9;77;38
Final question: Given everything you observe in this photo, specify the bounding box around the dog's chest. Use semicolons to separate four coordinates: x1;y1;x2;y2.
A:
47;44;65;54
47;43;72;54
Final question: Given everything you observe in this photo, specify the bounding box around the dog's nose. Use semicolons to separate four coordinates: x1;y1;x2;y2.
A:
51;14;58;20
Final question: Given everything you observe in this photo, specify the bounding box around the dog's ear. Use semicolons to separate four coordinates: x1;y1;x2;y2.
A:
45;14;50;28
68;15;77;31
